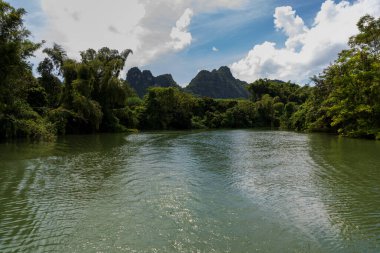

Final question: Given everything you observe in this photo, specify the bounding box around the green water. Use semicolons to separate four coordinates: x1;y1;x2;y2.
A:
0;130;379;252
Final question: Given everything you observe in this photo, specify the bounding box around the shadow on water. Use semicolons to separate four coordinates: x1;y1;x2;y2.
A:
308;134;380;250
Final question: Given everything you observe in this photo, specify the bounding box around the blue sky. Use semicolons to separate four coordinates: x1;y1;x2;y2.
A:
8;0;380;85
144;0;329;83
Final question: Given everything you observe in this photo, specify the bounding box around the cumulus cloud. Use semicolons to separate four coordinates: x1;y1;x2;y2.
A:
128;0;247;66
39;0;144;59
274;6;308;51
212;46;219;52
274;6;307;38
231;0;380;83
168;8;193;51
36;0;248;69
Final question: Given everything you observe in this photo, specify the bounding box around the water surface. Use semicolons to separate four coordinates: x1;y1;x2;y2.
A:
0;130;379;252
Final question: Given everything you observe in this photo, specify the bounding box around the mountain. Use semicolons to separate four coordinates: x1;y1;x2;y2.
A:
126;66;250;99
154;74;178;87
184;66;249;99
126;67;180;97
126;68;154;97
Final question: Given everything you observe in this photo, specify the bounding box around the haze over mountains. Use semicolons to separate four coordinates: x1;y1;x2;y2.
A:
127;66;250;99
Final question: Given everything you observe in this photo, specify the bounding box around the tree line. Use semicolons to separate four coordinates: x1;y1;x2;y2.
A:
1;0;379;141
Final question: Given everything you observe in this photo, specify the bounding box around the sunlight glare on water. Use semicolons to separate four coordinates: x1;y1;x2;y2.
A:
0;130;379;252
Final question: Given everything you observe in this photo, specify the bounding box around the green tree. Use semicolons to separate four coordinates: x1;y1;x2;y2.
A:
37;57;62;107
221;100;256;128
80;47;134;131
41;45;135;134
139;87;194;130
301;15;380;138
254;94;277;127
0;1;53;140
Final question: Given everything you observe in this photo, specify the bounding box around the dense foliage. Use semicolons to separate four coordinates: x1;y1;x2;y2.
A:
1;0;379;141
290;15;380;139
0;1;53;140
137;81;308;131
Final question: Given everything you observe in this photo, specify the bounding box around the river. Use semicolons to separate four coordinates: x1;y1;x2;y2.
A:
0;130;379;252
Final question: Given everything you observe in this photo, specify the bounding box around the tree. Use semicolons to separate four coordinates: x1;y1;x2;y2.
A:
139;87;194;130
349;15;380;57
299;15;380;138
79;47;134;131
42;45;135;134
0;0;53;140
37;57;62;107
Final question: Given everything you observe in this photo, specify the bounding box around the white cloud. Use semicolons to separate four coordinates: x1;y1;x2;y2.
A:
36;0;249;70
191;0;248;12
128;0;248;66
212;46;219;52
39;0;144;59
231;0;380;84
168;8;193;51
274;6;307;38
274;6;308;51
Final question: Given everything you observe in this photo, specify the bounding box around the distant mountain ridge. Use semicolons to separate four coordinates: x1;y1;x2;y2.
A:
126;67;180;97
126;66;249;99
184;66;249;99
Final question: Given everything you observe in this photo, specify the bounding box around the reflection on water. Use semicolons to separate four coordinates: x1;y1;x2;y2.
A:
0;131;379;252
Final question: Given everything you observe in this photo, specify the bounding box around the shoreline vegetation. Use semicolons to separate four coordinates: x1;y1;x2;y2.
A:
1;0;380;142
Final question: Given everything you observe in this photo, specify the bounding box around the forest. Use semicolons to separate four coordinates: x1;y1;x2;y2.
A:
1;0;380;141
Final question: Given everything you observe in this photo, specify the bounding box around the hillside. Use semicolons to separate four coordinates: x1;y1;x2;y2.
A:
126;67;180;97
184;66;250;99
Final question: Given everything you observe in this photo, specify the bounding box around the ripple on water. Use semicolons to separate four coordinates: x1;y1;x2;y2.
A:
0;130;379;252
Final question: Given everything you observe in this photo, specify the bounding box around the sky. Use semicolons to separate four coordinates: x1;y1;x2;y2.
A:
8;0;380;86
